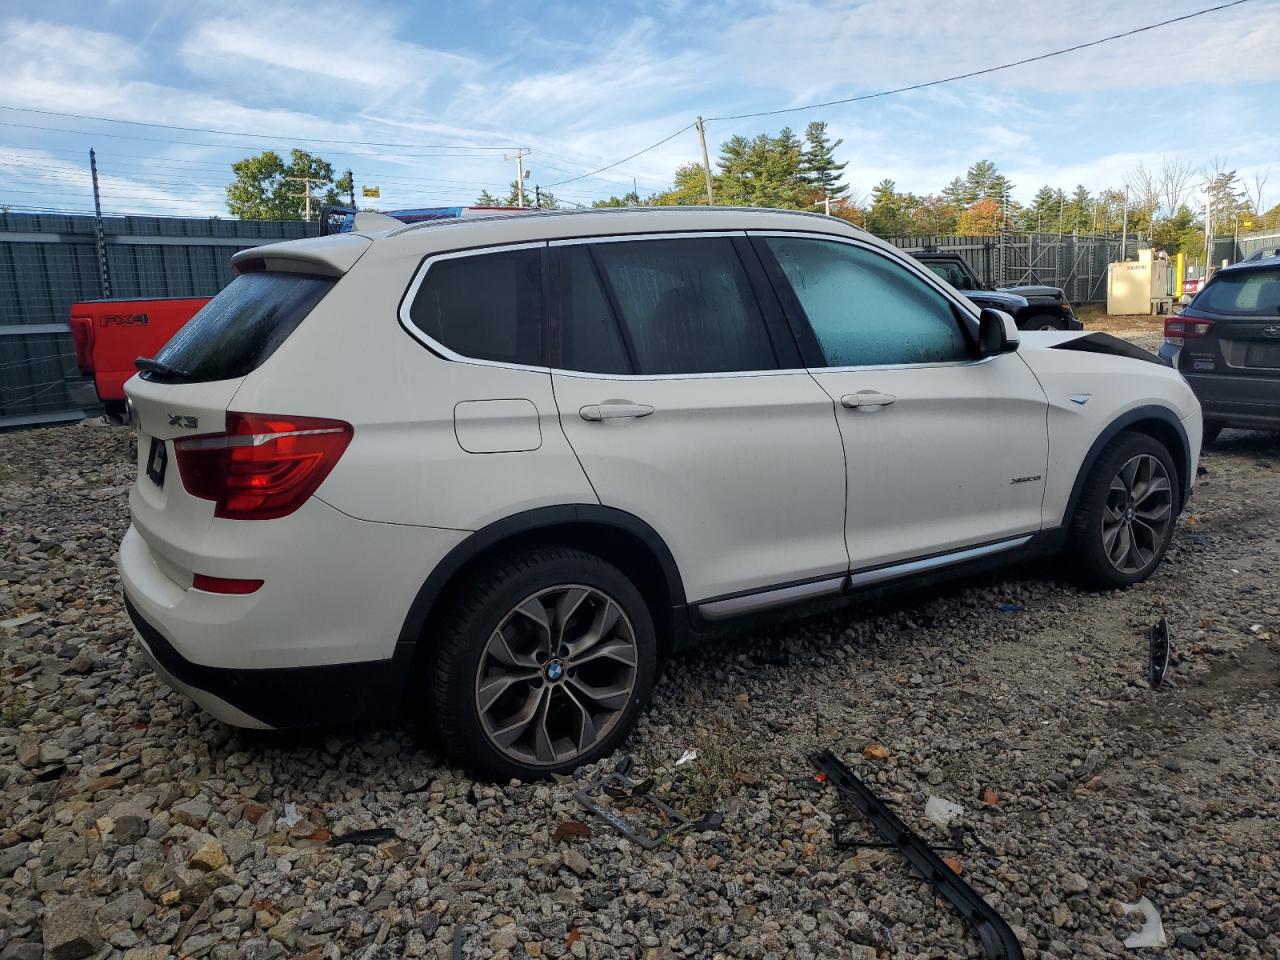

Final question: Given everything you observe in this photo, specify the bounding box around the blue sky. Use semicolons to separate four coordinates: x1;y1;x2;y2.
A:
1;0;1278;216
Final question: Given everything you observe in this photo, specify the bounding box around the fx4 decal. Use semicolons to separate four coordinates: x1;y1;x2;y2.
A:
102;313;149;327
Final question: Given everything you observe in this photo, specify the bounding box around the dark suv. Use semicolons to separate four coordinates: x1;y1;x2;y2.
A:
1160;254;1280;443
912;252;1081;331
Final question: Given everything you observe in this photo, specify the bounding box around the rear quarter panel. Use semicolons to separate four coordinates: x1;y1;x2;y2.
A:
225;243;598;530
1017;337;1200;527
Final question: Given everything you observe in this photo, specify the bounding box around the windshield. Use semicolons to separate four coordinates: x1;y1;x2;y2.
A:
925;262;972;289
1193;267;1280;317
150;272;334;382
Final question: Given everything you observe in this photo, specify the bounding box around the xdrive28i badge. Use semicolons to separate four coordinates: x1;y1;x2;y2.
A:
168;414;199;429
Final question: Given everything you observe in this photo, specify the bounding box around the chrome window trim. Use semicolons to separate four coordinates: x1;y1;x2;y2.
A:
398;241;552;374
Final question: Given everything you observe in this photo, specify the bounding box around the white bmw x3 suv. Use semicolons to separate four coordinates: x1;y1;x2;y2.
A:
119;207;1201;780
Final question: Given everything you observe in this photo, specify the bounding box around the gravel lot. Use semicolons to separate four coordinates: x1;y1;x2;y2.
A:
2;403;1279;958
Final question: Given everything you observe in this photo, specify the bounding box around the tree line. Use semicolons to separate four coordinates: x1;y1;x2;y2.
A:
223;135;1278;263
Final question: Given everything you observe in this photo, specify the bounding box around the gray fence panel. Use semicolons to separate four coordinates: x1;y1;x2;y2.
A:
1238;231;1279;259
0;212;312;429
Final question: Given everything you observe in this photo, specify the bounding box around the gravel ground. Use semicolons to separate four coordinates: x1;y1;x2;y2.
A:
2;412;1279;959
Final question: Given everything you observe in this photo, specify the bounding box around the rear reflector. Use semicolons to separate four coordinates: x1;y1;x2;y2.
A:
70;315;95;374
174;412;353;520
192;574;264;595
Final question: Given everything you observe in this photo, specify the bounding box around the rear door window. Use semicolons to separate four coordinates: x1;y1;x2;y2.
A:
151;272;334;382
588;237;778;375
1194;268;1280;316
408;248;543;365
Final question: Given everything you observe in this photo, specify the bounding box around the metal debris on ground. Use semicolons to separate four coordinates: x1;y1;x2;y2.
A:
1148;618;1171;688
1121;897;1167;948
326;828;398;847
571;757;722;850
811;749;1025;960
675;748;698;766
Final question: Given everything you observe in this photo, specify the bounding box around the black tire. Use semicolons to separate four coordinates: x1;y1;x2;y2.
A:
1068;432;1179;589
1201;420;1224;447
424;547;657;781
1027;314;1066;331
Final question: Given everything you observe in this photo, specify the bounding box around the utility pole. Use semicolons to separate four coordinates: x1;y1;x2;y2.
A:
695;116;714;206
285;176;315;221
813;192;831;216
504;149;530;207
89;148;111;297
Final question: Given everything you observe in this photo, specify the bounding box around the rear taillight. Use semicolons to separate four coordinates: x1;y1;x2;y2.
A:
70;316;95;374
1164;317;1213;346
173;413;353;520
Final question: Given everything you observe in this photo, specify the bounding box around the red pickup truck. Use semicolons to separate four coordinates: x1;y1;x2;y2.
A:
70;297;209;420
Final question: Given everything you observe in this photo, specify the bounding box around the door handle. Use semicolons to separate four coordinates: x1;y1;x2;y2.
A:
579;401;655;422
841;391;897;411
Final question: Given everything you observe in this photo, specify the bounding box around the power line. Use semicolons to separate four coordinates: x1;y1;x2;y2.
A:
706;0;1254;121
543;122;696;188
545;0;1252;190
0;103;521;151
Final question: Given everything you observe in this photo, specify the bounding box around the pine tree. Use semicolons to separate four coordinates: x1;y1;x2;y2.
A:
799;121;848;201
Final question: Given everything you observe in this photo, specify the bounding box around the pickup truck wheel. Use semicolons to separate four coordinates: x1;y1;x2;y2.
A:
1068;433;1178;589
424;547;657;781
1201;421;1224;447
1031;316;1066;331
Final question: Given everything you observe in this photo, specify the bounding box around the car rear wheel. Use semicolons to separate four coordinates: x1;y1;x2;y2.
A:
1068;433;1178;588
424;547;657;781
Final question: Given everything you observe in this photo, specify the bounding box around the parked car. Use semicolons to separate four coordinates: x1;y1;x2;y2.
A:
70;297;210;420
911;252;1082;330
1160;252;1280;443
119;207;1201;780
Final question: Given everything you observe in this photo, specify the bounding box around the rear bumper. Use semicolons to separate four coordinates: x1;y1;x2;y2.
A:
1183;372;1280;430
124;591;412;728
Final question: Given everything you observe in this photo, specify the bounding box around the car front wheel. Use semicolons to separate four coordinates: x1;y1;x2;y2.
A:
1068;433;1178;588
425;547;657;781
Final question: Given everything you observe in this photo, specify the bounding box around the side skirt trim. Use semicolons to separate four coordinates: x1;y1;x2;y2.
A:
695;535;1033;621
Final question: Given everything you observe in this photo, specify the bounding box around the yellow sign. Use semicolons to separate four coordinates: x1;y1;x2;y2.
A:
1241;219;1253;229
362;186;380;199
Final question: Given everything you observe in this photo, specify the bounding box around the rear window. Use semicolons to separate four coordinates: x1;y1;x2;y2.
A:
150;272;334;382
1193;268;1280;317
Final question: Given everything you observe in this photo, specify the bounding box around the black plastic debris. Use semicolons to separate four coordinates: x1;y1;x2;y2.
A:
1149;618;1171;688
811;750;1024;960
327;828;398;847
572;757;722;849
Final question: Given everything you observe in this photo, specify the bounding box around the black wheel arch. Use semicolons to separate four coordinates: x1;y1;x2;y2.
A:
1064;405;1192;524
398;504;690;660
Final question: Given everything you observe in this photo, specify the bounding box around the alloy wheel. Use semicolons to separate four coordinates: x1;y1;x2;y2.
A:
1101;454;1173;574
474;584;638;767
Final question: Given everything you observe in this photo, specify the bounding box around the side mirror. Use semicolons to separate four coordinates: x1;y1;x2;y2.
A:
978;308;1019;357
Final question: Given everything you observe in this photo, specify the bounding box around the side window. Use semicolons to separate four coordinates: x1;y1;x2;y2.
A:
589;237;778;375
764;237;970;367
558;246;632;375
926;261;968;289
408;248;542;365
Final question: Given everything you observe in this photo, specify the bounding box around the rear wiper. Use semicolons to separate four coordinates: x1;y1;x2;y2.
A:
134;356;193;379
